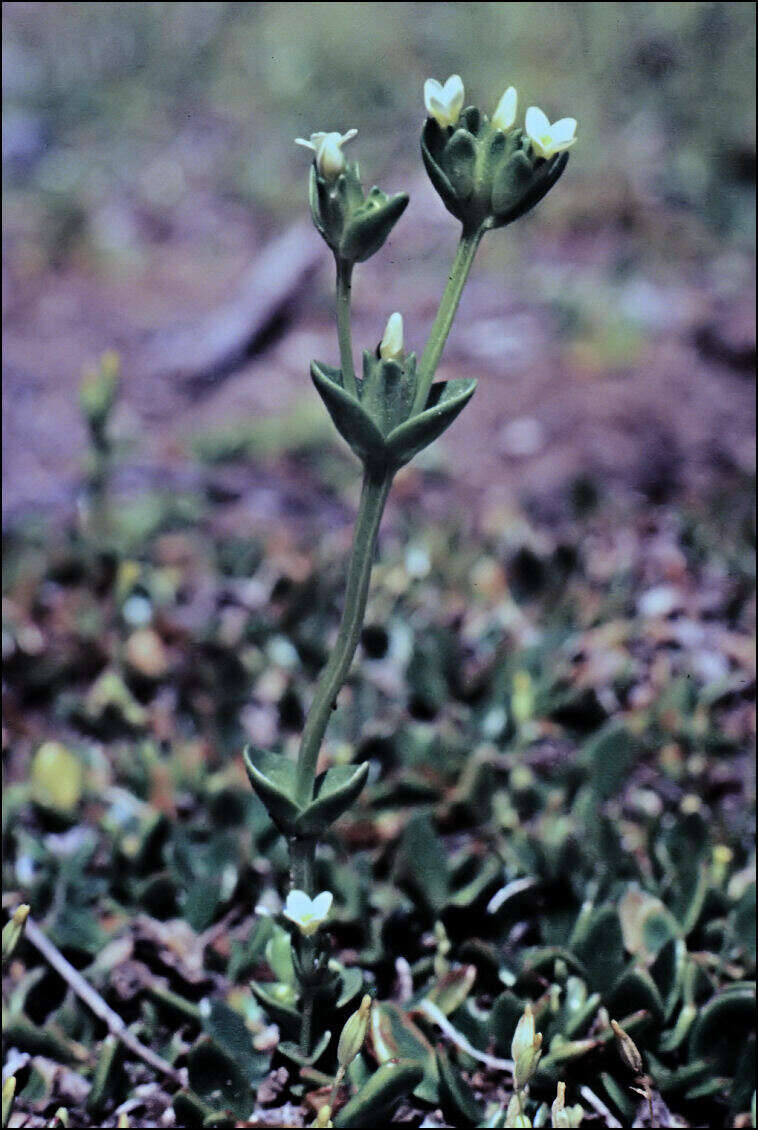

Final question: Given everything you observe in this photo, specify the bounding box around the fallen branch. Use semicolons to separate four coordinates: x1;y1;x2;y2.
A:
23;915;183;1086
143;220;324;394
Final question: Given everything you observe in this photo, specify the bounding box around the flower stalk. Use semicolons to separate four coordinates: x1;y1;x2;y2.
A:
244;75;576;1059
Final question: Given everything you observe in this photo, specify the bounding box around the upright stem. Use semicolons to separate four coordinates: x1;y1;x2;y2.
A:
336;257;358;398
411;226;483;414
295;469;392;807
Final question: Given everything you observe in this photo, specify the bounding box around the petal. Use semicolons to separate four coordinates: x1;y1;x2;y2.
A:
492;85;518;130
547;118;576;145
442;74;464;104
311;891;333;918
525;106;550;139
286;889;311;917
294;138;317;150
340;128;359;145
424;78;444;115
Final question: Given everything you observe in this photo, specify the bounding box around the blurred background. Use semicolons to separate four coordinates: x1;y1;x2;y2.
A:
3;1;755;529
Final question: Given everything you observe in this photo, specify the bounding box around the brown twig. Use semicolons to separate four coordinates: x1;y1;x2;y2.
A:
23;915;183;1085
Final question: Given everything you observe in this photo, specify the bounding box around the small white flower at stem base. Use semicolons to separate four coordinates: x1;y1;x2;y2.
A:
524;106;577;160
379;312;404;361
294;129;358;179
283;889;333;936
424;75;465;128
492;85;518;132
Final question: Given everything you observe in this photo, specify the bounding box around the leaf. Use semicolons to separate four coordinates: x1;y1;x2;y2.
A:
200;999;267;1086
310;361;386;468
581;721;638;801
395;812;449;915
333;1061;424;1127
436;1047;484;1126
296;762;370;836
423;964;477;1016
278;1029;331;1067
186;1037;252;1119
242;747;299;835
250;982;300;1037
369;1001;438;1102
387;379;476;467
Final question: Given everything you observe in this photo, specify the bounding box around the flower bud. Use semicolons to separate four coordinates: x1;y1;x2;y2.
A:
2;903;30;965
379;313;404;362
550;1082;585;1128
492;86;518;132
317;135;347;179
512;1003;543;1090
337;994;372;1069
610;1019;643;1075
2;1077;16;1128
312;1106;333;1128
505;1093;532;1127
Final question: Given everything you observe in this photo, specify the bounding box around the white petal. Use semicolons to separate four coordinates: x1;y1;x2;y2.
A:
525;106;550;139
492;86;517;131
442;75;464;104
311;891;333;918
294;138;317;151
547;118;576;144
424;78;444;115
286;889;311;917
340;128;358;145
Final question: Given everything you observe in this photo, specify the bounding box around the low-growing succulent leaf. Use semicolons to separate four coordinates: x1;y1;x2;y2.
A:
86;1035;123;1117
278;1029;331;1067
618;885;680;963
581;721;638;801
423;963;477;1016
333;1060;424;1127
435;1047;484;1125
186;1037;253;1119
571;905;626;996
250;982;300;1037
369;1001;438;1102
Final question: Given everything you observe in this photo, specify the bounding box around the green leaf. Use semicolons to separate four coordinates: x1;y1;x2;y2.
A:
582;721;638;801
342;191;409;263
387;379;476;466
200;999;267;1086
186;1037;252;1119
436;1046;484;1126
333;1061;424;1127
395;812;449;915
370;1001;439;1102
295;761;370;836
423;964;477;1016
250;982;300;1037
278;1029;332;1066
242;747;299;835
310;361;386;467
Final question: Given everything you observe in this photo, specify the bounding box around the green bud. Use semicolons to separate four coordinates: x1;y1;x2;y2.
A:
551;1082;583;1127
337;994;372;1069
511;1003;543;1091
2;1077;16;1130
308;161;408;265
421;106;569;236
610;1019;643;1075
2;904;30;965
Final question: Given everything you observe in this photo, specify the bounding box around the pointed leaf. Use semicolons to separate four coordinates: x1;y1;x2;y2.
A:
436;1046;485;1126
242;747;300;835
387;379;476;467
278;1029;331;1067
333;1061;424;1127
311;360;387;467
296;761;370;836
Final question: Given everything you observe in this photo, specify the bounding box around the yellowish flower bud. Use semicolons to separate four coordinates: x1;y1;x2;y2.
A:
294;129;358;181
337;994;372;1069
492;86;518;131
313;1105;333;1128
511;1003;543;1090
2;903;30;964
379;312;404;362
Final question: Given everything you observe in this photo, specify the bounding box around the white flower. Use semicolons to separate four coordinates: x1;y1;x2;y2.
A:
491;86;518;132
379;312;404;361
283;889;333;936
423;75;465;129
294;129;358;178
524;106;577;160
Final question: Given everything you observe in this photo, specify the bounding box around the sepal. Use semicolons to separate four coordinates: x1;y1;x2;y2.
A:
308;162;408;264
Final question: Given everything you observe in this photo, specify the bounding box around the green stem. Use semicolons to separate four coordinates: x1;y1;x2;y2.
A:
295;469;392;806
336;257;358;398
411;227;483;415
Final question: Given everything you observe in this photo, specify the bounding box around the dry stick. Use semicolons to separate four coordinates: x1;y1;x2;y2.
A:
579;1085;623;1128
23;916;183;1085
419;999;515;1073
